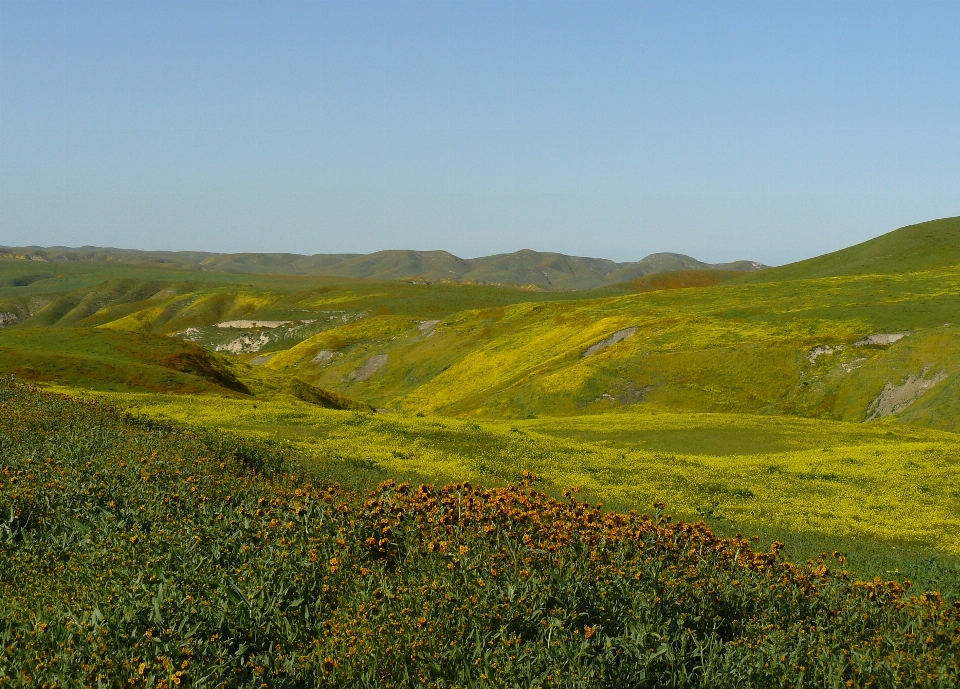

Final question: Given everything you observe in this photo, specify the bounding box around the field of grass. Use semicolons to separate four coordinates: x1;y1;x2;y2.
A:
3;377;959;687
0;257;610;327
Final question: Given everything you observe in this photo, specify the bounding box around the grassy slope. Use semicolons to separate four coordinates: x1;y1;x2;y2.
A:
10;227;957;433
0;258;610;327
2;218;959;574
0;327;372;412
0;327;242;394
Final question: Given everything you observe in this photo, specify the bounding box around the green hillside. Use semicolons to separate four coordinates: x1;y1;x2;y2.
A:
3;217;959;431
262;263;960;429
747;216;960;282
0;327;247;394
0;327;371;412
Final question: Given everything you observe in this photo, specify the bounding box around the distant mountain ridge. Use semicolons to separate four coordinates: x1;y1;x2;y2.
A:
0;245;765;291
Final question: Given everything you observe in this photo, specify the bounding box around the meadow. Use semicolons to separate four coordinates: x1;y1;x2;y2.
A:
2;378;958;687
57;388;960;595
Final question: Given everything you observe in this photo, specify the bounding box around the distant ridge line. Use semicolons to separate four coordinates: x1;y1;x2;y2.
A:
0;245;766;292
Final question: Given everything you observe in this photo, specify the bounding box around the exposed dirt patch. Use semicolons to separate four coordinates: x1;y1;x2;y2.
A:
417;320;440;339
311;350;336;364
855;332;909;347
348;354;387;382
250;353;275;365
215;332;271;354
865;369;947;420
615;383;651;403
583;327;638;357
841;357;866;374
808;344;844;363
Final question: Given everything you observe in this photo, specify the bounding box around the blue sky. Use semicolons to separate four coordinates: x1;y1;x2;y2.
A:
1;1;958;265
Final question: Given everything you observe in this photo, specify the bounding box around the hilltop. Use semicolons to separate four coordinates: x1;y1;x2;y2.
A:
0;245;765;291
746;215;960;282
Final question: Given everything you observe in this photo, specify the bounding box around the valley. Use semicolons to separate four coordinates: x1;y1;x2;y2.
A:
2;217;960;684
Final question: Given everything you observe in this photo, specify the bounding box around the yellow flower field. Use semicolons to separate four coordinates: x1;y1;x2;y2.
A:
71;389;960;555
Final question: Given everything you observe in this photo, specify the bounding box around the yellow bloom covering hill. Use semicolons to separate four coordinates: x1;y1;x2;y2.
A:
265;264;960;430
2;215;959;580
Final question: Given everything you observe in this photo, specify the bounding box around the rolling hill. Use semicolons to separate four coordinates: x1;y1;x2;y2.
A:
2;216;959;430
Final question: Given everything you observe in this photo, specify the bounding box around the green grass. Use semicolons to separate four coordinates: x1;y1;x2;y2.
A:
3;377;959;687
0;257;618;326
0;327;244;394
5;220;959;428
256;263;959;431
516;410;954;455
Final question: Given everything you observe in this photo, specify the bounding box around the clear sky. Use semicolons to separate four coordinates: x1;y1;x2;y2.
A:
1;1;958;265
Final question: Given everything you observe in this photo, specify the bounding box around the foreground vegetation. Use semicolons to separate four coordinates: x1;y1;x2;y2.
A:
2;377;959;687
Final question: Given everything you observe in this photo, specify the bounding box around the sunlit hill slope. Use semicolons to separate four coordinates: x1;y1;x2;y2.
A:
2;216;960;578
261;218;960;429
